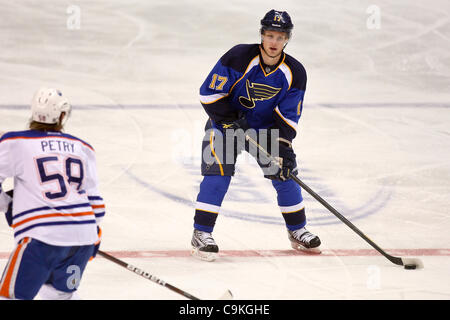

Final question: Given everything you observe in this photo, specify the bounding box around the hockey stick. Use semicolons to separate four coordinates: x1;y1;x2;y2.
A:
245;134;424;270
98;250;233;299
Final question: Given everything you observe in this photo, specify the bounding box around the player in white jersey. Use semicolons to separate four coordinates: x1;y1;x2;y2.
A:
0;88;105;300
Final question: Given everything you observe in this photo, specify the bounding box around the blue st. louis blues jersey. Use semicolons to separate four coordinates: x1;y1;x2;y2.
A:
199;44;307;141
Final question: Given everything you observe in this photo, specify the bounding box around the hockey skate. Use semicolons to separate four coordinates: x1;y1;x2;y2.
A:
191;229;219;262
288;228;321;254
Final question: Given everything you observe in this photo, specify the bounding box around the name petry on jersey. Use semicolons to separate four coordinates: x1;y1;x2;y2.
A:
199;44;307;141
0;130;105;246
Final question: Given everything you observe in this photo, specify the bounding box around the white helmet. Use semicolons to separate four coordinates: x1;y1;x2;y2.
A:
31;87;71;125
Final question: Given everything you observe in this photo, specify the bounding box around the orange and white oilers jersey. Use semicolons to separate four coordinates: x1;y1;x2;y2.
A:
0;130;105;246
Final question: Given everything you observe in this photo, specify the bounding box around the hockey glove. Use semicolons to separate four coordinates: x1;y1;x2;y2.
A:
5;202;13;227
3;190;14;227
90;226;102;261
218;117;250;155
265;139;297;181
218;117;249;132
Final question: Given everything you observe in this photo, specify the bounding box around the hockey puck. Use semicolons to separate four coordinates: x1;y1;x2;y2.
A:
404;264;417;270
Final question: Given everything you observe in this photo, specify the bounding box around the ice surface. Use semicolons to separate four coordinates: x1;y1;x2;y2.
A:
0;0;449;300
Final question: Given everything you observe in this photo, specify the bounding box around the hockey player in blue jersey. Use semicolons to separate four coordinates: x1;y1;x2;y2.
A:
191;10;321;261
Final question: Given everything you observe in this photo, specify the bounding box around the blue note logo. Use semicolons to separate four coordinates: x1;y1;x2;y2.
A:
238;80;281;109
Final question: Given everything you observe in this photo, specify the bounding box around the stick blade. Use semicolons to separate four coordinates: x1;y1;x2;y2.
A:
218;289;233;300
401;257;424;269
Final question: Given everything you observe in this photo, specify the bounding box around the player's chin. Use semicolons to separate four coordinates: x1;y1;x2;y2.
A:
270;48;283;57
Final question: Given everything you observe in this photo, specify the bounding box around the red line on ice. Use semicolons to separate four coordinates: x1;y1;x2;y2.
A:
1;248;449;259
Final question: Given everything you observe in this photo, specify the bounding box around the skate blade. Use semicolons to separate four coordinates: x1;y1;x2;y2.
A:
291;242;322;254
218;289;233;300
191;247;218;262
